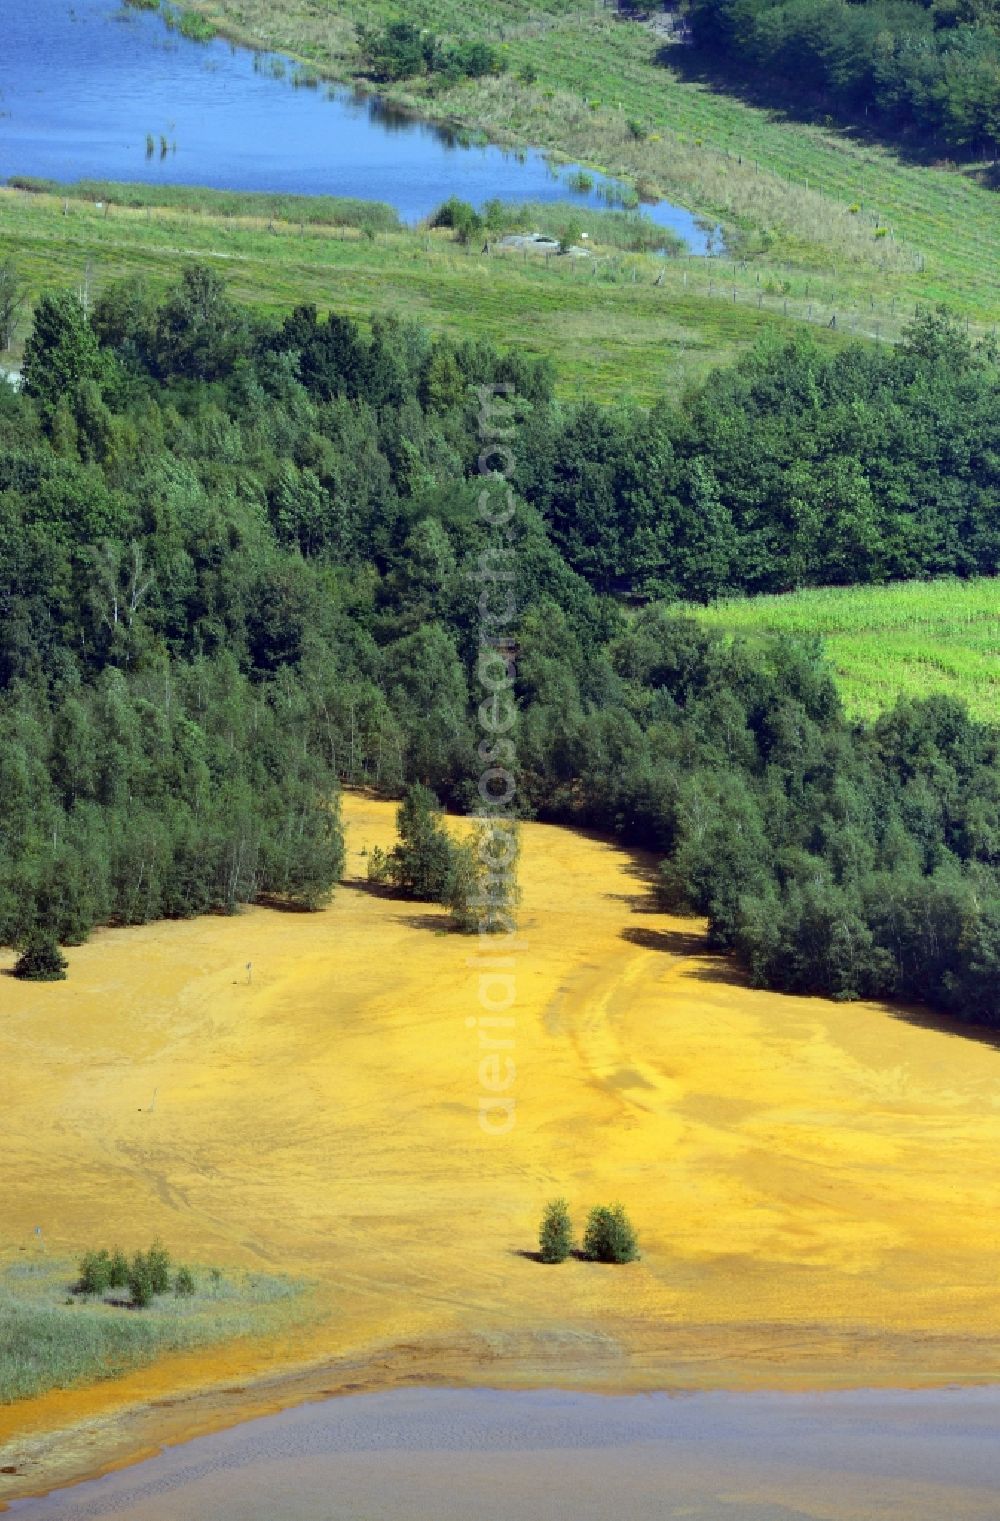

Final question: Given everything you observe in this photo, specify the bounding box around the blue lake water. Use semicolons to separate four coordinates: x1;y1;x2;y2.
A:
9;1386;1000;1520
0;0;718;252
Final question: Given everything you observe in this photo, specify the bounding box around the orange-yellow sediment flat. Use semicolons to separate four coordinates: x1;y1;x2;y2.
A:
3;792;1000;1493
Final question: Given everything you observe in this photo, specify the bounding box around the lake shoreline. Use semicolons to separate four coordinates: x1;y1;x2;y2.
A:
0;2;716;250
172;7;647;207
8;1381;1000;1520
6;1323;1000;1510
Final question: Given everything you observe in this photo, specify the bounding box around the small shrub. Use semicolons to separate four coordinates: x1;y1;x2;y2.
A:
176;9;215;41
583;1204;639;1264
174;1266;196;1297
483;197;507;231
627;118;647;141
389;783;456;897
146;1239;172;1295
13;933;68;982
359;22;502;82
447;818;520;934
128;1257;155;1308
126;1240;171;1306
108;1249;129;1289
559;220;583;254
78;1249;112;1297
366;845;392;885
429;196;483;245
538;1199;573;1263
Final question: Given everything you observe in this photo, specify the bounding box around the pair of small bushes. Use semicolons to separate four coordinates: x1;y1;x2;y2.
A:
538;1200;639;1265
77;1241;195;1308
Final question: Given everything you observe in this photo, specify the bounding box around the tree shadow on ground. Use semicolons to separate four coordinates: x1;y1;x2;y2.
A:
620;923;708;959
341;874;403;900
605;828;1000;1049
609;838;746;986
510;1247;594;1265
254;894;319;914
604;885;663;914
391;911;457;934
341;876;457;934
883;1000;1000;1054
659;43;983;171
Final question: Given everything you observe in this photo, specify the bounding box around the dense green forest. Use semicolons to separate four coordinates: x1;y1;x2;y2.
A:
0;267;997;1021
687;0;1000;155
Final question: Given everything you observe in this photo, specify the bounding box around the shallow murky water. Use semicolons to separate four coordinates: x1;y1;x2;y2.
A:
10;1386;1000;1520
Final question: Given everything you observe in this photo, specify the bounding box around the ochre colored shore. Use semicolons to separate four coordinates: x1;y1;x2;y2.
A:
3;793;1000;1503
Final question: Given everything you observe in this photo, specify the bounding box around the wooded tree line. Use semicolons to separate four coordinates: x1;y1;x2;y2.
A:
1;267;997;1022
517;313;1000;597
687;0;1000;154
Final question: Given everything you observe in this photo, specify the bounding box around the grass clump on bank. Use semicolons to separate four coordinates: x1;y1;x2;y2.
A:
165;5;216;41
0;1257;302;1404
429;195;685;254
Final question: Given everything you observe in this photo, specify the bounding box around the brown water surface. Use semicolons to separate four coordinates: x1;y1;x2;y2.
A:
9;1386;1000;1521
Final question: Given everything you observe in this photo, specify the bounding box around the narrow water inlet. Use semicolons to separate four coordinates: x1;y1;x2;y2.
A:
8;1386;1000;1520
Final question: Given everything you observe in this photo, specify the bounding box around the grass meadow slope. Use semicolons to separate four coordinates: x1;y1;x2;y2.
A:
0;183;859;402
695;579;1000;722
182;0;1000;327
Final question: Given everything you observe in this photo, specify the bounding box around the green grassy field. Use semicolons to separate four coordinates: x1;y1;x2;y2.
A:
7;177;403;230
0;184;865;403
694;579;1000;722
183;0;1000;328
0;1258;303;1403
